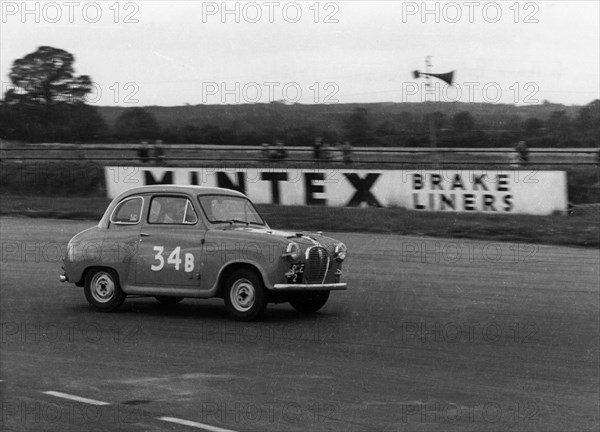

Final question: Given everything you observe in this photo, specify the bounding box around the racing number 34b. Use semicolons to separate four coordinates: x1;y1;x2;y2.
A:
151;246;194;272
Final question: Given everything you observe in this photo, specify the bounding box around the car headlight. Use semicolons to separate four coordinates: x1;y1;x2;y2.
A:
282;241;300;261
334;243;347;261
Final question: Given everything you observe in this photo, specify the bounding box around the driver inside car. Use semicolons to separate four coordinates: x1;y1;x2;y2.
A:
162;199;185;224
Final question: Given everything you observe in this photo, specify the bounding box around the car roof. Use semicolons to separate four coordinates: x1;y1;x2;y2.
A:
115;185;247;200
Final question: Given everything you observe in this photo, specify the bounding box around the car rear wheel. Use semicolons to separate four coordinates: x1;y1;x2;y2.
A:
155;296;184;304
290;291;330;313
223;269;266;321
84;268;125;312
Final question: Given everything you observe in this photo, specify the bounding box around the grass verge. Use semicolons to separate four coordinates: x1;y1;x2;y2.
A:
1;195;598;248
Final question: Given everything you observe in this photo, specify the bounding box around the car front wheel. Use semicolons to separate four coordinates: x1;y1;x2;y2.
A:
289;291;330;313
223;269;266;321
84;268;125;312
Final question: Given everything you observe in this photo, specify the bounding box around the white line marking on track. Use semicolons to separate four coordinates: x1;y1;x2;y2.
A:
158;416;238;432
42;391;110;406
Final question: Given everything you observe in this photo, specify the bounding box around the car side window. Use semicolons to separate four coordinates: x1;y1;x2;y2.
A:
148;196;198;225
110;197;143;224
183;200;198;224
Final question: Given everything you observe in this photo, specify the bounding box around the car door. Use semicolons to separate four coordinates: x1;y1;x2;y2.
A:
102;195;144;286
134;194;205;288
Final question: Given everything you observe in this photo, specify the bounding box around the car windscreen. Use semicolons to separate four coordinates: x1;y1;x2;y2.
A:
198;194;265;226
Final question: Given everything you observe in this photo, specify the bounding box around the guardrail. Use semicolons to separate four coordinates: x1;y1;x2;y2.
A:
2;142;599;152
1;142;598;167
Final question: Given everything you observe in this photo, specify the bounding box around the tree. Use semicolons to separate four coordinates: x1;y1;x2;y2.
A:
398;111;414;131
547;110;571;141
523;117;543;136
5;46;92;105
114;108;160;141
375;120;396;137
0;46;106;142
576;100;600;131
0;102;106;142
452;111;475;131
431;111;446;130
506;115;522;132
344;108;372;144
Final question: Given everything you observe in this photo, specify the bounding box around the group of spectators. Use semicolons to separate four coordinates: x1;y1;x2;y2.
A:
137;140;165;164
262;138;354;163
137;139;582;168
261;140;288;160
137;138;354;164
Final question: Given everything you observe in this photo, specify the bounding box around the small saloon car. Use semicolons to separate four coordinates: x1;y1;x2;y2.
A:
60;185;347;320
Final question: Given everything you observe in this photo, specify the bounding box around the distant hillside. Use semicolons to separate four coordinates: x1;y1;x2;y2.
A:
97;101;583;134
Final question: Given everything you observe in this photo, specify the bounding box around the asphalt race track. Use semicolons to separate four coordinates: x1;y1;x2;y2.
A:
1;216;598;431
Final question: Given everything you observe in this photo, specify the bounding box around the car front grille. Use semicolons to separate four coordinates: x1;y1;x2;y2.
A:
304;246;329;283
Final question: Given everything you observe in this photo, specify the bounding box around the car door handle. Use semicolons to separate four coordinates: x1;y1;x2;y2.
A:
140;233;150;237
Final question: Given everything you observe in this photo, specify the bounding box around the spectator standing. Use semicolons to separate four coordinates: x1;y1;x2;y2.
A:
274;140;287;159
138;141;150;163
322;142;332;160
342;141;353;164
261;143;271;159
153;140;165;165
313;137;323;160
515;140;529;166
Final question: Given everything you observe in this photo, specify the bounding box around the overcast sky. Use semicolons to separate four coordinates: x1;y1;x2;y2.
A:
1;1;598;106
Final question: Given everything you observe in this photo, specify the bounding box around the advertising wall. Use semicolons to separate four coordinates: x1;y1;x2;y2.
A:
105;167;568;216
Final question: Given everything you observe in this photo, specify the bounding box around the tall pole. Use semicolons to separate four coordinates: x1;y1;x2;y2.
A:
425;56;432;95
412;58;454;169
425;56;439;167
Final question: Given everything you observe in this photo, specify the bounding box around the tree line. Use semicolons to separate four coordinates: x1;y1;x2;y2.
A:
1;47;599;148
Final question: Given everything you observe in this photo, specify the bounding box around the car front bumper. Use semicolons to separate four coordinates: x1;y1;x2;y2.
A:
271;282;347;291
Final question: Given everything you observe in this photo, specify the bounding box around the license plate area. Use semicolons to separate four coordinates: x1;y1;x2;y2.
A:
287;263;305;284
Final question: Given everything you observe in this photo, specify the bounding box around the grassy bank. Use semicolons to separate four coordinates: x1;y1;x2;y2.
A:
1;195;598;248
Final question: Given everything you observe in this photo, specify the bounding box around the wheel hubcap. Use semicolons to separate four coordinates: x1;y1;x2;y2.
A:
91;272;115;304
230;279;255;312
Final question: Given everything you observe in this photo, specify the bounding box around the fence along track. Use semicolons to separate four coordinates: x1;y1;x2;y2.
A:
1;143;599;167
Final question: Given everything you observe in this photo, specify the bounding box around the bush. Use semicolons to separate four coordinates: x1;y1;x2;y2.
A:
0;161;106;197
567;167;600;204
